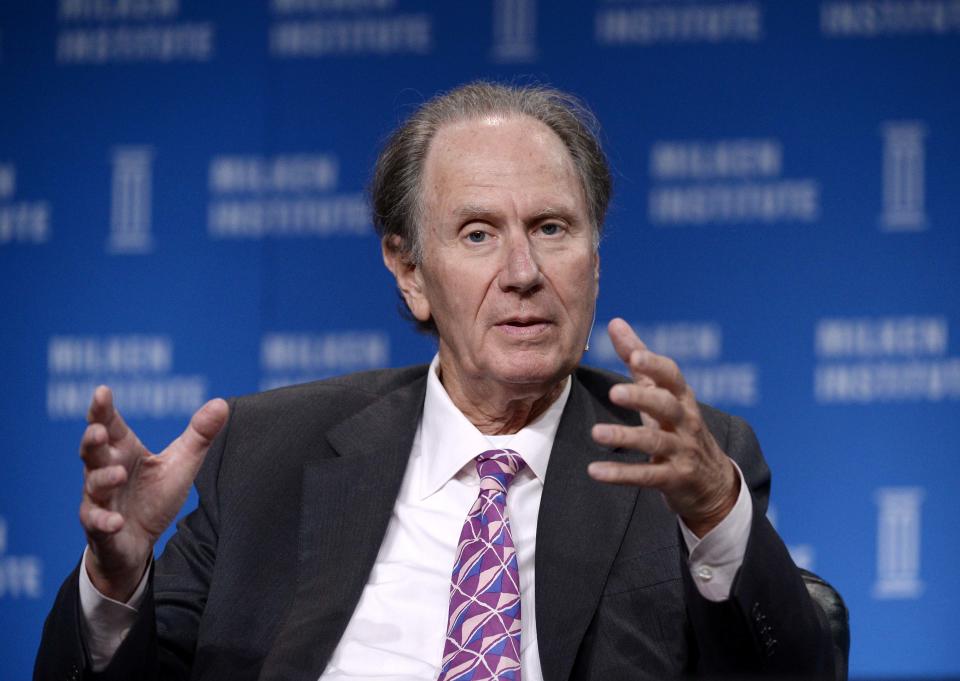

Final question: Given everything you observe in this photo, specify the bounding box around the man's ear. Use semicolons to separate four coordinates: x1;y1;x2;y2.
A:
382;235;431;322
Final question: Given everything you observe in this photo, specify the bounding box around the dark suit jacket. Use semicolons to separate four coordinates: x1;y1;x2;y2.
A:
35;365;835;681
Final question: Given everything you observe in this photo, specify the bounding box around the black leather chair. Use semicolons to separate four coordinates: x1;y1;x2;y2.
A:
799;569;849;681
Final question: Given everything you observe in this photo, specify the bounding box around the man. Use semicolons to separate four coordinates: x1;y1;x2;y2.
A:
36;82;835;680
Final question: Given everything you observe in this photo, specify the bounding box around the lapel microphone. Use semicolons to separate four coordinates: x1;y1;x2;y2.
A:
584;305;598;352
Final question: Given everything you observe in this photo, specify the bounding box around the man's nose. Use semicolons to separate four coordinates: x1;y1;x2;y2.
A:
498;233;543;293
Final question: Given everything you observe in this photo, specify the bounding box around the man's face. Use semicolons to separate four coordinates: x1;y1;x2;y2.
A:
400;114;599;397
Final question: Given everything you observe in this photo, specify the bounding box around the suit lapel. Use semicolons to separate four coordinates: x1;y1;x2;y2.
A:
259;374;427;681
535;373;644;681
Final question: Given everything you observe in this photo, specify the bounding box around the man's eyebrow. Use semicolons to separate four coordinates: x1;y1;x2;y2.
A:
454;204;497;220
452;205;579;222
529;207;577;222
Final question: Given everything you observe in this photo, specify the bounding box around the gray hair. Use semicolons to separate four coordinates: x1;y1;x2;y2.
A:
371;80;612;332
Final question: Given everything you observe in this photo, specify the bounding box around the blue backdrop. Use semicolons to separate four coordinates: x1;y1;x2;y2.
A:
2;1;959;678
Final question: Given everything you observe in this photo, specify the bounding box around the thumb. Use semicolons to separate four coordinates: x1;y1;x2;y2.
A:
165;398;229;472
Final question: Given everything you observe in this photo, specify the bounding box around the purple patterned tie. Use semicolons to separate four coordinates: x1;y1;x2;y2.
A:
438;448;526;681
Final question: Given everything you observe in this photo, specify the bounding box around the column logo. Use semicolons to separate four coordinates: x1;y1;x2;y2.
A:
108;146;154;254
880;121;927;232
873;486;924;599
491;0;537;62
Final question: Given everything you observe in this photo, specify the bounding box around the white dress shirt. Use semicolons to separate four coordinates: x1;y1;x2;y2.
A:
80;356;753;677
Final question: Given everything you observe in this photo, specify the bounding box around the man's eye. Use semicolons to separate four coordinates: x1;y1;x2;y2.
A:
539;222;562;236
467;230;487;243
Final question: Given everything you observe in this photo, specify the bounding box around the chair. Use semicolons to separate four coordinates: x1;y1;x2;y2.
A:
799;569;850;681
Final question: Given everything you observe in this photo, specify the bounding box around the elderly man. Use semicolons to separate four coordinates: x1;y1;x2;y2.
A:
36;82;834;680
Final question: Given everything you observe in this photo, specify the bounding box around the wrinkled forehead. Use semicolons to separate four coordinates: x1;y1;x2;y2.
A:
420;114;587;217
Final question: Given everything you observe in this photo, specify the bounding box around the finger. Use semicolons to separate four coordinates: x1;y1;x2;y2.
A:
609;382;684;428
625;372;662;430
607;318;647;367
164;398;229;475
86;385;137;446
588;460;670;488
592;422;674;457
84;465;128;503
608;319;687;396
627;348;687;398
87;385;114;424
79;500;124;535
79;422;112;468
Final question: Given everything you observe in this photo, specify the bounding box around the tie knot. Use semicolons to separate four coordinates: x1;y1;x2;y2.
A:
476;448;526;493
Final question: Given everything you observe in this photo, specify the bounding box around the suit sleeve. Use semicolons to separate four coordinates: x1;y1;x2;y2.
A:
682;411;837;678
33;401;234;681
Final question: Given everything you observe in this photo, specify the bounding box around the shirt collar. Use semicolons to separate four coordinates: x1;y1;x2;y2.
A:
417;354;571;499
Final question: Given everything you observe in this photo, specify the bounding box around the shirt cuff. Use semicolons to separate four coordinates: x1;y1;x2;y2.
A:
78;546;149;672
678;460;753;602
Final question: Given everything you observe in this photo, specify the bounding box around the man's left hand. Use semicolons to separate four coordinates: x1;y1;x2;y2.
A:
588;318;739;537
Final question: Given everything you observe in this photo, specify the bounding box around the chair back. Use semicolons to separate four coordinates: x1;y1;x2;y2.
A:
800;568;849;681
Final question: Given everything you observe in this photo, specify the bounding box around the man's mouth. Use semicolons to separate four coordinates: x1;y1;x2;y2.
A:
497;318;552;336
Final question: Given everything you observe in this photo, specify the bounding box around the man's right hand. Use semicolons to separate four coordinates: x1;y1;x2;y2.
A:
79;386;229;602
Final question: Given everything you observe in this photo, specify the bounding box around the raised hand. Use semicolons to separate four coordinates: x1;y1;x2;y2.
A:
588;318;738;537
78;385;229;601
